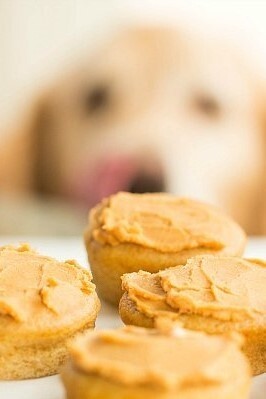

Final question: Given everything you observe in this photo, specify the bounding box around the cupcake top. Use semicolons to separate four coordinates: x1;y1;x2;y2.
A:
88;192;246;255
0;244;100;337
122;255;266;323
68;322;249;390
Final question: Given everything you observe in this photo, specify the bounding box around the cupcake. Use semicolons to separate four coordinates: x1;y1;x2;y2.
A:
61;321;251;399
120;255;266;375
0;244;100;380
84;192;246;304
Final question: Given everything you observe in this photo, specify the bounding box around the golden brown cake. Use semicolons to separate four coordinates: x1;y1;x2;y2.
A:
0;244;100;380
84;192;246;304
61;321;251;399
120;255;266;375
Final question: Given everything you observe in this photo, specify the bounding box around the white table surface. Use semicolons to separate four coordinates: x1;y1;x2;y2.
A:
0;236;265;399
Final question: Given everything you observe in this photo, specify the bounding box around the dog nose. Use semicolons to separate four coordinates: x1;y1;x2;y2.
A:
128;172;166;194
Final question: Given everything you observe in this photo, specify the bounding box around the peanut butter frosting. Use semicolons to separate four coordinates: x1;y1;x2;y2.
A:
88;192;246;254
68;323;247;390
122;255;266;323
0;244;100;335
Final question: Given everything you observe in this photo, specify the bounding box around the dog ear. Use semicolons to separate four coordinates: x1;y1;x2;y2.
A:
252;86;266;235
260;101;266;235
0;93;52;195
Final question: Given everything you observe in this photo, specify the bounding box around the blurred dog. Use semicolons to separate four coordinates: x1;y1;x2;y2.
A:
1;26;266;234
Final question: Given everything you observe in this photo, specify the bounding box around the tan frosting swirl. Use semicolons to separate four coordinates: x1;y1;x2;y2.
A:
88;192;246;254
160;256;266;321
122;256;266;322
69;324;247;390
0;244;99;333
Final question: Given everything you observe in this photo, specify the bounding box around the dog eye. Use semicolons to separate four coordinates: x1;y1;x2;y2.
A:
83;85;109;114
192;94;221;118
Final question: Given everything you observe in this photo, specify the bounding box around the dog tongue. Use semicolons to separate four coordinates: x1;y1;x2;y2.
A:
72;156;138;208
94;157;138;201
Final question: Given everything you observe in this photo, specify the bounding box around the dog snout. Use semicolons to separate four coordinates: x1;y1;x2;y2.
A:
129;171;166;194
69;153;166;208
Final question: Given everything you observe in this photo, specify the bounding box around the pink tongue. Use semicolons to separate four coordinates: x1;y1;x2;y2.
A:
96;157;138;199
73;156;138;207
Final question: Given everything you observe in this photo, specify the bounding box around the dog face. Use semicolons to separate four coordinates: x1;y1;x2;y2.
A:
2;27;266;233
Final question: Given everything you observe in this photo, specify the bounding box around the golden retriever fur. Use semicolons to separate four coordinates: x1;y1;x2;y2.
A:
1;26;266;234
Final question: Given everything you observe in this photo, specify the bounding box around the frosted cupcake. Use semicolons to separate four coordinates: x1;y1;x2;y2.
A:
120;255;266;375
0;244;100;379
62;322;251;399
85;192;246;304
